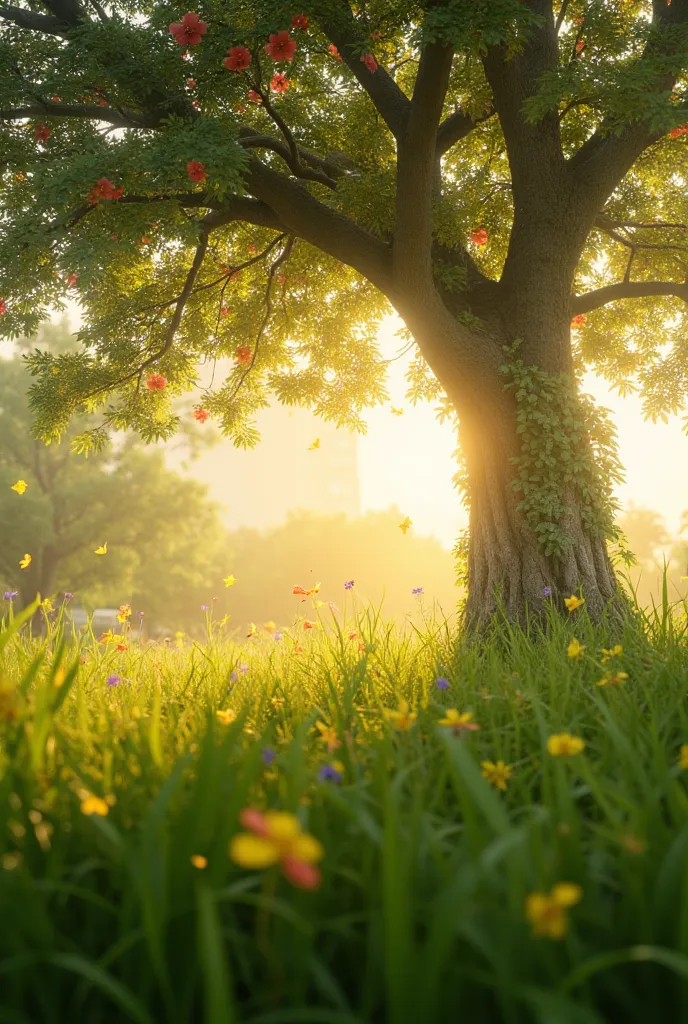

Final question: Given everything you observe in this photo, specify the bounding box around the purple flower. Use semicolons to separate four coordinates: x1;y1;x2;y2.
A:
106;674;120;687
64;592;73;601
543;586;552;598
201;604;210;612
344;580;355;590
239;663;249;675
274;630;283;641
262;746;276;765
318;764;342;783
3;590;18;601
412;587;424;596
436;677;450;690
138;610;145;618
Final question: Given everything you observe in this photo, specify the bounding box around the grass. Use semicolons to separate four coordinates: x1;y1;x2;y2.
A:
1;591;688;1023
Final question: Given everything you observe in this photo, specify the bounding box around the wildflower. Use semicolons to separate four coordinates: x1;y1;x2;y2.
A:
360;53;378;72
307;438;320;450
547;733;585;757
436;676;450;690
94;542;108;555
235;346;252;365
399;516;412;534
471;227;488;246
248;89;262;103
564;594;584;612
567;638;584;659
670;125;688;139
116;603;131;623
193;407;209;423
116;642;127;652
575;38;585;54
169;12;207;46
344;580;355;590
601;644;623;663
292;13;308;29
106;674;120;687
543;586;552;597
438;709;479;736
385;699;417;731
264;30;297;62
271;72;290;93
315;721;341;751
146;374;167;391
680;745;688;770
11;479;27;495
597;672;628;687
571;313;587;327
64;592;73;600
66;273;79;287
224;45;252;70
318;763;343;783
216;709;236;725
89;177;123;203
187;160;206;182
525;883;582;939
191;854;208;869
303;620;317;631
201;604;210;611
223;574;237;587
81;795;109;817
4;591;18;601
263;746;276;765
274;630;283;641
412;586;424;595
19;554;31;569
239;663;248;674
34;123;51;142
481;760;513;790
229;808;323;889
328;43;343;61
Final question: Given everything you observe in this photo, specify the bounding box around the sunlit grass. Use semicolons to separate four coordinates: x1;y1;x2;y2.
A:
2;591;688;1022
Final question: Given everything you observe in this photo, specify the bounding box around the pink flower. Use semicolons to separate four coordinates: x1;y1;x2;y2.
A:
224;45;251;71
169;12;207;47
291;13;308;30
264;30;297;62
146;373;167;391
187;159;206;182
360;53;377;72
270;72;290;93
471;227;488;246
89;177;123;204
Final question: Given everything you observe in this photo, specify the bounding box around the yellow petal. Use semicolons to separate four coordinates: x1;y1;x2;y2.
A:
190;854;208;869
223;574;237;587
289;832;324;864
11;479;27;495
229;833;280;869
19;553;31;569
264;811;301;841
95;543;107;555
552;882;582;907
80;796;109;817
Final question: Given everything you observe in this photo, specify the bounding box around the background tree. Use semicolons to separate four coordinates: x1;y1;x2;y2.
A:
0;322;228;628
2;0;688;626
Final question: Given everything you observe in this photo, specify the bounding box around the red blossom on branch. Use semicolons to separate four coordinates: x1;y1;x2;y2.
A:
224;45;252;70
169;12;207;46
234;346;252;364
248;89;262;103
291;13;308;29
193;408;210;422
471;227;488;246
66;273;79;287
186;77;197;88
264;30;297;62
146;374;167;391
0;299;6;315
270;72;290;93
360;53;378;72
187;160;206;182
669;124;688;138
328;43;342;62
34;123;51;142
89;177;123;204
571;313;587;327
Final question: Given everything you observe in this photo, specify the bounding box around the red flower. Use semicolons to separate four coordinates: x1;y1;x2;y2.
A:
669;124;688;138
220;305;231;317
146;373;168;391
571;313;587;327
270;72;290;93
328;43;342;62
66;273;79;288
89;177;123;204
235;102;247;112
235;346;252;365
0;299;6;315
193;407;210;423
186;77;197;88
192;100;200;108
291;13;308;29
248;89;262;103
264;30;297;62
371;30;383;41
169;12;207;46
34;123;51;143
224;45;252;71
360;53;377;72
575;38;585;54
471;227;488;246
187;159;206;182
248;243;256;253
51;95;61;102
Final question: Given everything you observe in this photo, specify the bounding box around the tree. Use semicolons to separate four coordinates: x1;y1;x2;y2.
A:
0;323;228;627
2;0;688;627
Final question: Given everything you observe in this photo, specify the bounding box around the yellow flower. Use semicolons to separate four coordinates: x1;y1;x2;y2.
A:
190;854;208;869
680;745;688;770
564;594;584;612
216;709;236;726
525;882;582;939
11;479;27;495
223;574;237;587
481;760;513;791
398;516;412;534
601;644;623;663
597;672;628;687
385;699;417;731
315;720;341;751
230;808;323;890
567;638;584;659
19;553;31;569
116;603;131;623
547;733;585;757
80;795;109;817
307;438;320;450
94;543;108;555
438;708;479;735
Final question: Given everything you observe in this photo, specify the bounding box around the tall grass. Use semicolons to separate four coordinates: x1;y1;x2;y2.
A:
1;589;688;1023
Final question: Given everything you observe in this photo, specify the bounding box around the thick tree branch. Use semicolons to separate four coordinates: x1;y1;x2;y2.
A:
571;280;688;315
237;128;338;189
0;102;150;129
436;104;495;157
0;4;68;35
